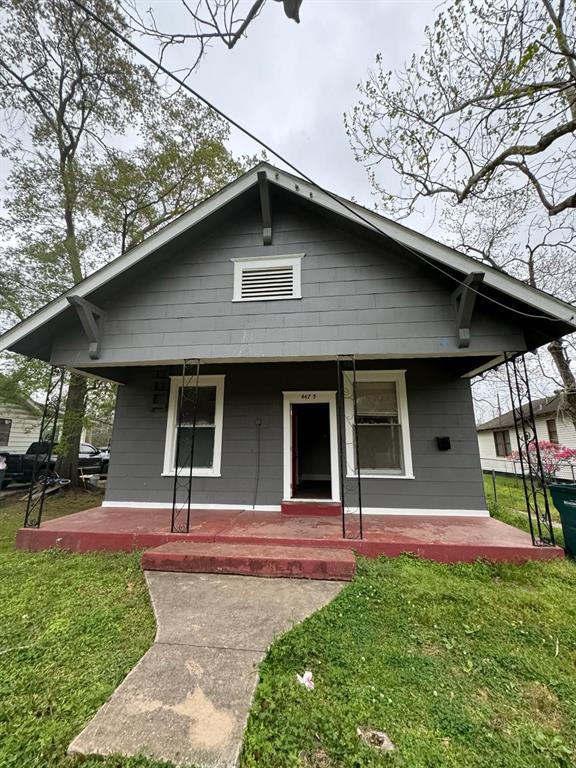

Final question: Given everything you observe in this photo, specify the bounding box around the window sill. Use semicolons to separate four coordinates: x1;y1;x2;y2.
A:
346;473;415;480
161;471;222;478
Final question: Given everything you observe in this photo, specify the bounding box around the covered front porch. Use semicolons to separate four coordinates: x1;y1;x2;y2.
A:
16;504;564;570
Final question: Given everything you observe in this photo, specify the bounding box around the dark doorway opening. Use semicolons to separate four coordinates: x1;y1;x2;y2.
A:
291;403;332;499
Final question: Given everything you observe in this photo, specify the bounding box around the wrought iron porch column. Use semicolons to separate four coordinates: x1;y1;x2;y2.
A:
171;359;201;533
336;356;363;540
504;352;555;546
23;366;66;528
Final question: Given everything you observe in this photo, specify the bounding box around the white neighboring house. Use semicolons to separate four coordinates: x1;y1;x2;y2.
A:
0;382;42;454
477;394;576;482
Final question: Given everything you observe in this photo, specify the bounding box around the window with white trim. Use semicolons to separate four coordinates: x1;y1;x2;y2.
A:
162;375;225;477
232;254;303;301
344;370;413;478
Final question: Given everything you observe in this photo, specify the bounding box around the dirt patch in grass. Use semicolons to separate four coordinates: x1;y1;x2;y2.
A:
521;681;564;730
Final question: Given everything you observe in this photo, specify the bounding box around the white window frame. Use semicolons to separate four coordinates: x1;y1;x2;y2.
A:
162;374;225;477
344;370;414;479
231;253;304;302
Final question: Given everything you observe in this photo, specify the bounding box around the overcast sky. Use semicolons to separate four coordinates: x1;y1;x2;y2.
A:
143;0;440;230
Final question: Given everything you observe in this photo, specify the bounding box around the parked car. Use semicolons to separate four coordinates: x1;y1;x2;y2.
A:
0;441;108;488
79;442;109;474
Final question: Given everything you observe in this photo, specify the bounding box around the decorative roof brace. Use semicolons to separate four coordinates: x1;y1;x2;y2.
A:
257;170;273;245
66;295;105;360
452;271;485;348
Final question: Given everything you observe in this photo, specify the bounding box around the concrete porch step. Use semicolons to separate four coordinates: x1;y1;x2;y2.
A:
141;541;356;581
281;500;341;517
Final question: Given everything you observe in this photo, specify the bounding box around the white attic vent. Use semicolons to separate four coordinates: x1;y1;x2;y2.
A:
232;255;304;302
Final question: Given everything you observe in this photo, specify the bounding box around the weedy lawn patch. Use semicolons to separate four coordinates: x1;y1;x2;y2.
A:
2;479;576;768
0;491;170;768
242;555;576;768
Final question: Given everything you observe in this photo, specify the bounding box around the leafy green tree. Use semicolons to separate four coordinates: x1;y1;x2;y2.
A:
0;0;146;482
88;92;246;254
0;0;246;483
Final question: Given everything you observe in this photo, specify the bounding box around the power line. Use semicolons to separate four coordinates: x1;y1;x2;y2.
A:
68;0;574;326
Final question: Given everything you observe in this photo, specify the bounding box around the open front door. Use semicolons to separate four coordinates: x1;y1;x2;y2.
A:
283;391;340;503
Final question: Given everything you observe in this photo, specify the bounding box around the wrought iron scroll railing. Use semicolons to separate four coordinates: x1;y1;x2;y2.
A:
23;366;66;528
171;359;201;533
336;356;363;539
504;352;555;546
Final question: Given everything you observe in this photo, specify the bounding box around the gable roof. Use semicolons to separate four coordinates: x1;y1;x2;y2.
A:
476;393;565;431
1;160;575;355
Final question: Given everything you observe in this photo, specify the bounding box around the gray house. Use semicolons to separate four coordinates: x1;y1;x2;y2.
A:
1;162;575;517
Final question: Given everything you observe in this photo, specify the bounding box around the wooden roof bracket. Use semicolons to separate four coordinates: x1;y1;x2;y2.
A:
67;295;105;360
257;170;272;245
452;271;485;348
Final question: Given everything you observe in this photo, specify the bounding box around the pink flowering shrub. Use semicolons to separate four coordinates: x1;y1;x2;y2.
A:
509;440;576;483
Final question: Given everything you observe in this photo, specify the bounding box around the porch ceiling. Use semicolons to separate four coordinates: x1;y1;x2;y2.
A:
70;353;503;385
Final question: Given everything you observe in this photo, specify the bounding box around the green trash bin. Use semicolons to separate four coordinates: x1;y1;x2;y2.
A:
548;483;576;558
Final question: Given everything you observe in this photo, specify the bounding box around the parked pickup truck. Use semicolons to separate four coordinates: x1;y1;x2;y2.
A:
0;441;109;488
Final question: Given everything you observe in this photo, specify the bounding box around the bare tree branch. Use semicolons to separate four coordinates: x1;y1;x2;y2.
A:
346;0;576;218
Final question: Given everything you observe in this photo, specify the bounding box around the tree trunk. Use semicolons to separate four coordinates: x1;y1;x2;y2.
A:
548;340;576;429
56;373;87;488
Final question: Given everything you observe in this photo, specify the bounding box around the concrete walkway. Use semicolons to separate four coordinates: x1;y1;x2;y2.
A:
69;572;344;768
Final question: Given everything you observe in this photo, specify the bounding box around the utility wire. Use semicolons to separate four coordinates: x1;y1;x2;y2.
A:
69;0;574;326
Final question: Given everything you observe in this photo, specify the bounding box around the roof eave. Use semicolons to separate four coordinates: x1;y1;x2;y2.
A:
1;160;575;355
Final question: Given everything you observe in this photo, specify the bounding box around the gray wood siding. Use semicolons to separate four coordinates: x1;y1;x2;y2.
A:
50;200;526;367
105;361;487;511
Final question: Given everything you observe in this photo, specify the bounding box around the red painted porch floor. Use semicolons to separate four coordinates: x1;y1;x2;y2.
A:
15;506;564;565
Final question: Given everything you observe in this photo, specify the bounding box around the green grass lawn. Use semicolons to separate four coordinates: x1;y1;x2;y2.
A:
0;490;169;768
1;480;575;768
484;473;566;548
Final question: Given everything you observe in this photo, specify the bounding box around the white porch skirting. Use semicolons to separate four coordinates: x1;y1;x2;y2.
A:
101;500;490;517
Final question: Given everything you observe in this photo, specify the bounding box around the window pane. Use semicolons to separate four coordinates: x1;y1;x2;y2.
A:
355;381;398;419
494;430;511;457
357;424;404;473
547;419;559;444
0;418;12;445
494;432;502;456
179;386;216;426
176;427;215;469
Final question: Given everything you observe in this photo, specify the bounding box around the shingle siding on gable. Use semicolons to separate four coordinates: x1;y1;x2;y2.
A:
105;360;487;511
50;200;526;367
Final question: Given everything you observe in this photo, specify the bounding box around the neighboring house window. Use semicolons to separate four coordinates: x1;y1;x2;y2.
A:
0;418;12;446
163;375;225;477
344;370;413;478
232;254;303;301
546;418;559;444
494;429;511;457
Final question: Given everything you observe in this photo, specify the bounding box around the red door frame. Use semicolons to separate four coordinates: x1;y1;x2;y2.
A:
291;404;298;497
